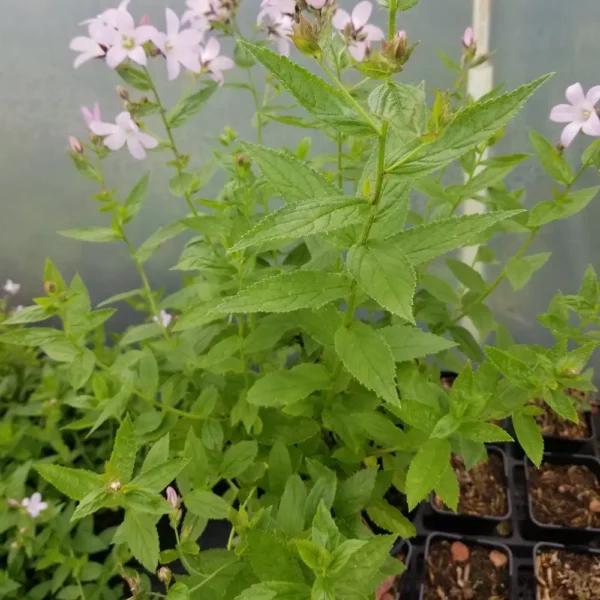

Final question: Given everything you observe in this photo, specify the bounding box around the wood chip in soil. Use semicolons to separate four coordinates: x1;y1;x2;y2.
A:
423;540;509;600
433;453;508;518
532;390;591;439
529;463;600;528
536;548;600;600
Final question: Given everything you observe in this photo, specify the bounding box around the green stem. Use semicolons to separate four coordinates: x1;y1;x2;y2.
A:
188;561;238;594
335;62;344;189
174;527;205;578
245;67;263;144
143;66;199;217
388;1;397;40
318;60;382;135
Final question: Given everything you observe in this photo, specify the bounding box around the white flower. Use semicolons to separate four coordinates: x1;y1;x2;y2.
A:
90;112;158;160
3;279;21;296
82;0;132;46
153;9;203;81
183;0;232;33
103;8;157;68
550;83;600;148
259;11;294;56
259;0;297;18
13;305;24;313
22;493;48;518
199;38;234;84
332;1;385;61
154;310;173;328
69;35;105;69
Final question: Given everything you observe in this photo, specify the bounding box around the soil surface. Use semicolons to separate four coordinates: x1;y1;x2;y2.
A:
433;454;508;518
536;548;600;600
423;540;510;600
533;390;591;439
528;463;600;529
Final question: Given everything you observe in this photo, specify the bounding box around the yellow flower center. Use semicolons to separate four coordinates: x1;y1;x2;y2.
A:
583;110;592;120
122;35;135;50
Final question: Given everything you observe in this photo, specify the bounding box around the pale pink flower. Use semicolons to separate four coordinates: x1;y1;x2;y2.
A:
139;14;151;26
22;493;48;518
259;11;294;56
102;8;158;68
183;0;230;33
3;279;20;296
397;30;407;38
306;0;329;8
154;309;173;328
166;486;180;509
82;0;132;46
332;1;384;61
82;103;102;129
199;38;234;84
90;112;158;160
259;0;297;18
462;26;474;49
70;35;105;69
550;83;600;148
153;9;203;80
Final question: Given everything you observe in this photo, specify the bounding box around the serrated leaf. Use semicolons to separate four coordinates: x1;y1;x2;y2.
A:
543;388;578;423
457;421;513;443
59;227;121;243
141;434;169;473
246;531;306;584
67;349;96;390
242;142;340;204
358;411;407;448
277;475;307;537
512;412;544;466
230;197;369;253
485;346;531;388
120;323;162;346
130;458;189;491
116;64;152;90
506;253;551;290
269;440;293;496
136;221;187;263
235;582;311;600
390;211;523;265
529;130;573;184
123;173;149;223
2;305;50;325
36;464;103;501
406;437;450;509
241;42;379;136
366;499;416;537
220;441;258;479
71;489;109;522
167;83;218;128
434;465;459;512
123;511;159;572
213;272;351;314
347;241;416;322
109;415;137;483
387;74;552;179
446;259;486;292
185;490;231;519
334;469;377;516
528;187;600;227
247;364;330;407
166;583;190;600
379;325;456;362
369;82;426;136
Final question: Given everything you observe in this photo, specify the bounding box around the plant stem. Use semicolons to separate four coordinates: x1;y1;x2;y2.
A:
188;561;238;594
143;66;199;216
388;0;397;40
245;67;263;144
335;62;344;189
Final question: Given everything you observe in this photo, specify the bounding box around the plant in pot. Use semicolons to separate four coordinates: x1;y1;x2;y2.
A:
2;0;600;598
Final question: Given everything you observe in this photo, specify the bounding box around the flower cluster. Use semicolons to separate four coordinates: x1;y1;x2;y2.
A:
332;1;384;61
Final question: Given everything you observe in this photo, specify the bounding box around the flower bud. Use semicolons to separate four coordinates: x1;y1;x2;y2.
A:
44;281;58;295
108;480;122;492
117;85;130;101
166;486;180;509
139;14;151;26
290;15;322;59
158;567;172;584
462;26;475;49
69;136;84;154
7;499;20;508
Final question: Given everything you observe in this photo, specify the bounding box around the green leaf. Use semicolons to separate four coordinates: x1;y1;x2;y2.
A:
167;83;218;128
141;434;169;473
434;465;459;512
543;388;578;423
2;305;50;325
446;259;486;292
247;364;330;407
512;412;544;466
242;142;340;204
277;475;307;537
123;511;159;572
528;187;600;227
35;464;103;501
457;421;513;443
358;411;407;448
97;288;144;308
235;582;311;600
449;326;484;362
268;440;293;496
185;490;232;519
347;241;416;322
505;253;551;290
41;338;80;362
485;346;531;388
213;272;350;314
390;211;523;265
379;325;456;362
334;322;398;404
312;502;340;550
421;274;460;304
130;458;189;491
67;349;96;390
334;469;377;516
71;489;109;522
369;82;426;136
120;323;162;346
167;583;190;600
123;173;149;223
59;227;121;243
247;531;306;584
230;197;370;253
365;499;416;538
241;42;378;136
305;474;337;523
70;152;102;182
405;437;450;509
108;415;137;483
220;441;258;479
529;131;573;184
116;64;152;90
136;221;188;263
137;348;159;399
387;74;552;179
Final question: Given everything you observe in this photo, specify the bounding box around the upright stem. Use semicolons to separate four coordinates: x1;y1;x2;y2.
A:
143;67;199;217
388;0;397;40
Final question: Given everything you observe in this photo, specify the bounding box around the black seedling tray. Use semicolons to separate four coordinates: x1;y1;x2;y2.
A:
393;409;600;599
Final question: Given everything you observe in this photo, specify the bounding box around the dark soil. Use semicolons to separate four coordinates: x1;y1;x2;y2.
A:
536;548;600;600
533;390;591;439
423;540;510;600
528;463;600;528
433;454;508;518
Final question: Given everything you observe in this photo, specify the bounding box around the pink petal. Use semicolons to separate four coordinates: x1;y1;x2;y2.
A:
90;121;118;136
560;121;583;148
116;8;135;32
116;111;137;131
106;45;128;68
586;86;600;106
104;131;127;150
550;104;580;123
332;8;351;30
363;23;385;42
165;8;180;37
178;49;201;73
135;25;159;44
127;137;147;159
93;103;101;122
582;112;600;136
178;28;203;46
81;106;94;126
348;41;367;61
203;37;221;61
137;132;159;149
352;1;373;30
167;55;181;80
210;71;224;85
210;56;234;72
153;31;168;53
128;45;148;66
462;26;474;47
566;83;585;107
